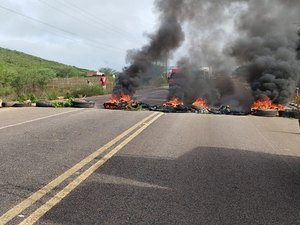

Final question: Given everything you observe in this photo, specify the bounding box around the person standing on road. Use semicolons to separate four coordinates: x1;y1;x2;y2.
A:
100;74;107;90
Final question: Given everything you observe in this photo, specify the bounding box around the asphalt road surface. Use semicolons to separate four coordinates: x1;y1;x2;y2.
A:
0;87;299;225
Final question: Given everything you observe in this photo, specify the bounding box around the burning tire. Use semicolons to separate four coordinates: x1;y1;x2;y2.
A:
254;109;278;117
72;100;95;108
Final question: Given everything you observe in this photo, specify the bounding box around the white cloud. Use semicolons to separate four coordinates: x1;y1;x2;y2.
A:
0;0;157;71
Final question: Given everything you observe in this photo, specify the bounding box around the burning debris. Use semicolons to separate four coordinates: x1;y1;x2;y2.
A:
112;0;185;98
103;95;146;110
104;95;249;115
106;0;300;120
149;97;189;113
250;97;286;117
227;1;300;107
251;97;285;112
190;98;209;113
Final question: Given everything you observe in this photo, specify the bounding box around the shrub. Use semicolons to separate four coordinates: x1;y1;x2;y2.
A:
16;93;38;102
0;86;14;98
47;90;59;100
52;98;73;108
71;84;103;98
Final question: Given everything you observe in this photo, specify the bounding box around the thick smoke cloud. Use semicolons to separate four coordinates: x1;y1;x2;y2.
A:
114;0;300;107
228;0;300;104
113;0;185;96
297;28;300;60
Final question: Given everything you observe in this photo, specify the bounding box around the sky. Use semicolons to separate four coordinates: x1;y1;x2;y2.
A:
0;0;158;71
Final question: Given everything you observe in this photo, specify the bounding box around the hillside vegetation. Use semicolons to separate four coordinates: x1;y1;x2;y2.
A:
0;47;87;77
0;47;89;100
0;47;167;102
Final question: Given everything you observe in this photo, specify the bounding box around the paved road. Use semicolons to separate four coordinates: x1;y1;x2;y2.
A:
0;88;299;225
88;86;169;108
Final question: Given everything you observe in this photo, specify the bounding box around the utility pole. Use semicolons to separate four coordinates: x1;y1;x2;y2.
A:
297;87;300;131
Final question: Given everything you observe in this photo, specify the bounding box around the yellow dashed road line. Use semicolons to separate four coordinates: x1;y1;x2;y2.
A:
0;112;161;225
19;113;163;225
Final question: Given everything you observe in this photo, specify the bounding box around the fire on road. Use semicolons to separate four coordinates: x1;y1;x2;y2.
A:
0;94;299;224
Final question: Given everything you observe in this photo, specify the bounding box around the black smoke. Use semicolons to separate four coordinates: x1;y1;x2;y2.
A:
114;0;300;107
167;60;220;105
297;28;300;60
227;0;300;104
113;0;185;97
166;59;253;110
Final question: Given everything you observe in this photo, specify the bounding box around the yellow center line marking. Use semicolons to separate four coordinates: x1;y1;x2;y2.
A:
0;112;160;225
19;113;163;225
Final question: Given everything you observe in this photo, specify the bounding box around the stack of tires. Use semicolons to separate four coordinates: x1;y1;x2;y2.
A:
1;99;95;108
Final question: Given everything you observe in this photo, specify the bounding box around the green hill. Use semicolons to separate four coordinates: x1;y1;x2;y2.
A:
0;47;89;100
0;47;87;78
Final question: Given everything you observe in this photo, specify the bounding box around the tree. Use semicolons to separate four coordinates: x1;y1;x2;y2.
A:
99;67;119;76
0;63;16;98
55;67;84;78
0;62;17;87
9;68;56;96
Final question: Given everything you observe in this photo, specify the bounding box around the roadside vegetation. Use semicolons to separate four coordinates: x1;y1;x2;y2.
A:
0;47;167;105
0;47;114;102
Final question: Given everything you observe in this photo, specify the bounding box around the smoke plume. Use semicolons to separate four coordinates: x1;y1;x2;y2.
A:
113;0;185;96
297;28;300;60
114;0;300;107
228;0;300;104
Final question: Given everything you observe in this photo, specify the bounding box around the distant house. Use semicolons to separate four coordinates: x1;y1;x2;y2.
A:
96;71;105;76
86;71;105;77
86;71;97;77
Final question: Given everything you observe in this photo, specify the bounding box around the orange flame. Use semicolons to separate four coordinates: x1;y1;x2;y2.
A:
106;95;118;104
163;97;183;107
107;94;131;103
251;97;285;111
192;97;208;109
104;94;132;109
119;94;131;102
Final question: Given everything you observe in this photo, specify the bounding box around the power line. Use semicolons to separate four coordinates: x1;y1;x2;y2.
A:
37;0;128;39
62;0;140;37
36;0;112;42
53;0;146;44
0;3;127;52
0;4;77;38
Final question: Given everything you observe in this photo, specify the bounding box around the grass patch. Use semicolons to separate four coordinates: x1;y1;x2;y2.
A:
71;84;104;98
16;93;39;103
52;99;73;108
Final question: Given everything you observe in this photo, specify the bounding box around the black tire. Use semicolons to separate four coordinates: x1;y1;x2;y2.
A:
229;110;249;116
13;102;32;107
2;102;17;107
255;109;278;117
72;100;95;108
208;108;221;114
36;101;54;107
279;110;299;118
